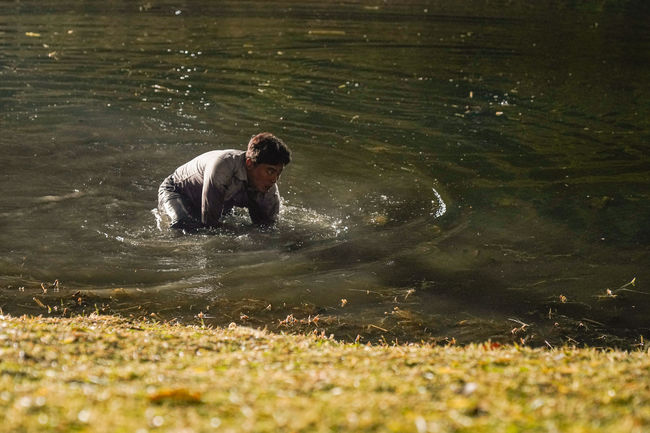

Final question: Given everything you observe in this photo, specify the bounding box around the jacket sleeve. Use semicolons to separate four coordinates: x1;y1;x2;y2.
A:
248;185;280;226
201;156;234;227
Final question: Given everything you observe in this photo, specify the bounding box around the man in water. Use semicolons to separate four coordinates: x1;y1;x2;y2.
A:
158;132;291;230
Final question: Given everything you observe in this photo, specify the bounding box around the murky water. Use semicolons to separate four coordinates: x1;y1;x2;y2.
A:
1;1;649;346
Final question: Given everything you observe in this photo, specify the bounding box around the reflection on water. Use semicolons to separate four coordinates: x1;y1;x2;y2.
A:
1;0;649;347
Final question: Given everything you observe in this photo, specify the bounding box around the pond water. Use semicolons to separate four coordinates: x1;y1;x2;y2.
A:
1;0;649;347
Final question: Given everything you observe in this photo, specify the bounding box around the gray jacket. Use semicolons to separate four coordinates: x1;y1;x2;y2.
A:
170;150;280;226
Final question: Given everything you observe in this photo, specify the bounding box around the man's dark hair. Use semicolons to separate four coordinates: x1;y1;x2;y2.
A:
246;132;291;166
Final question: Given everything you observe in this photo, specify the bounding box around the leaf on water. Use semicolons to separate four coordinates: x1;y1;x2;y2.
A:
619;277;636;289
25;32;41;37
151;84;177;94
308;30;346;36
33;297;46;309
149;388;202;404
367;213;387;225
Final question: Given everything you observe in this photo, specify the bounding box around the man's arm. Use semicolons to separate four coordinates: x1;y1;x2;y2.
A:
248;186;280;226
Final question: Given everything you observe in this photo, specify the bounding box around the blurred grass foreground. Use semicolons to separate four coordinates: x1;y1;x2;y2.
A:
1;314;649;433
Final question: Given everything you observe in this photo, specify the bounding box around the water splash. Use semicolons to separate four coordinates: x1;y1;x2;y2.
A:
431;187;446;218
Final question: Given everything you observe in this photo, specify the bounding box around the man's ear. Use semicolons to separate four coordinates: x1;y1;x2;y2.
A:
245;158;254;168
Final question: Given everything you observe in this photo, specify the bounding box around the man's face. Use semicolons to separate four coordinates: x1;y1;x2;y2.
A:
245;159;284;193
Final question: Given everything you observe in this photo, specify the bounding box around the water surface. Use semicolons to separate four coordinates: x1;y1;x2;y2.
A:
1;0;649;346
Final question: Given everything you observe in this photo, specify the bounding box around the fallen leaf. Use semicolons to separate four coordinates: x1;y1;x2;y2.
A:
149;388;201;404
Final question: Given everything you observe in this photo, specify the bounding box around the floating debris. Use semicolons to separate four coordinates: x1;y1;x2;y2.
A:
151;84;178;94
308;30;346;36
368;324;388;332
33;297;47;309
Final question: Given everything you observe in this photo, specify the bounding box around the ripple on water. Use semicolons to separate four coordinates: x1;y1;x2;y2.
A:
2;1;648;346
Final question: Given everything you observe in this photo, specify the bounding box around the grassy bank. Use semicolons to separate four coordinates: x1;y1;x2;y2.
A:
1;314;649;432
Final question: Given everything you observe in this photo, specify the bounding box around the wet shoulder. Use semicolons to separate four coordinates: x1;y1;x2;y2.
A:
200;149;243;164
195;149;241;172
